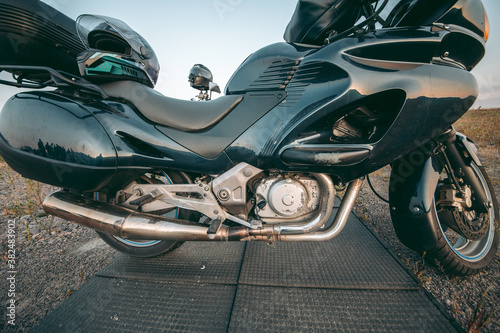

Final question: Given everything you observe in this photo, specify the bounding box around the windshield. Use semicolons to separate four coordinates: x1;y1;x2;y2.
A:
76;14;154;59
376;0;458;28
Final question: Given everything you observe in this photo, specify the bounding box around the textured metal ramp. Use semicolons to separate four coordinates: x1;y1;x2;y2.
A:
229;286;457;332
32;211;463;332
97;242;246;284
31;278;235;333
239;214;417;289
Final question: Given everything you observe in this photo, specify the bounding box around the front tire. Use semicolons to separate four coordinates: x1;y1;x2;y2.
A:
428;163;498;275
390;153;499;276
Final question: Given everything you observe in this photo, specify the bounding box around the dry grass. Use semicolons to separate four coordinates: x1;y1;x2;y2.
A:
454;108;500;147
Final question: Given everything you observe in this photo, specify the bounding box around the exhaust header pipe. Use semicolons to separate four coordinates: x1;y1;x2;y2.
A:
43;179;362;242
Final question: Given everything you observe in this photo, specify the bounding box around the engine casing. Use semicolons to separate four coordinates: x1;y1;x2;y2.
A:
254;175;320;223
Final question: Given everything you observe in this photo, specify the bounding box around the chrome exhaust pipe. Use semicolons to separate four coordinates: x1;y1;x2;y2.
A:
278;179;363;242
43;178;362;243
275;173;336;235
42;191;230;241
231;179;363;242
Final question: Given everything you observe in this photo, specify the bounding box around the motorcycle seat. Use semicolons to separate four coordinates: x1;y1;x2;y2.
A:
100;80;243;132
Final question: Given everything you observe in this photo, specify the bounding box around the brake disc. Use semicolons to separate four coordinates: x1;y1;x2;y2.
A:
437;184;489;240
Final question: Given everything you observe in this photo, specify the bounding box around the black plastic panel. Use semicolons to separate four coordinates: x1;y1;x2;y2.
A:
437;0;488;39
225;42;310;94
441;32;485;70
157;92;286;159
0;92;117;191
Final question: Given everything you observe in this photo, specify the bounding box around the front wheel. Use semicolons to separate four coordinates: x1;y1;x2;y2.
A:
428;163;498;275
390;152;499;276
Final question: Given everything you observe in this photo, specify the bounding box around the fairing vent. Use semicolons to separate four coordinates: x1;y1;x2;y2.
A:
281;61;349;107
247;59;300;91
116;131;165;159
345;41;439;67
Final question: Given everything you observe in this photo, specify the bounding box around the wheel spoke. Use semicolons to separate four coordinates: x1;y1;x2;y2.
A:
453;237;469;251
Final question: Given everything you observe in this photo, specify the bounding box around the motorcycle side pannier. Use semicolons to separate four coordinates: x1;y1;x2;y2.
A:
0;0;84;76
0;91;118;192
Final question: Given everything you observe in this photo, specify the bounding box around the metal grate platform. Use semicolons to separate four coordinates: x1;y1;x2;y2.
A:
31;210;463;332
229;286;458;332
97;242;246;284
31;278;235;333
238;214;417;289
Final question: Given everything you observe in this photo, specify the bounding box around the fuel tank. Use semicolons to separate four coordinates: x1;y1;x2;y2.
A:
0;91;117;191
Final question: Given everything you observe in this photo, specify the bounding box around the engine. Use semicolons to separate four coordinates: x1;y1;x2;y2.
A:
253;174;320;223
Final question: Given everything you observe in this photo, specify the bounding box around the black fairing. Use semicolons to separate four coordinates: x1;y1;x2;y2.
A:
0;90;239;192
225;43;310;95
436;0;488;39
226;26;477;181
387;0;458;27
283;0;363;46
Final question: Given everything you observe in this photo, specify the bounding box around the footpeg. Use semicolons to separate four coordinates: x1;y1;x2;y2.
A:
129;189;162;206
207;217;223;238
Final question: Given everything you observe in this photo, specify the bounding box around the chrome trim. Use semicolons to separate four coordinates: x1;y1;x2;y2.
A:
343;53;424;71
278;179;363;242
276;173;335;235
279;143;374;157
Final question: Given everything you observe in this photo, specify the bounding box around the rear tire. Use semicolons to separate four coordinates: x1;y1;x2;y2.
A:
96;171;194;258
97;232;184;258
428;163;498;275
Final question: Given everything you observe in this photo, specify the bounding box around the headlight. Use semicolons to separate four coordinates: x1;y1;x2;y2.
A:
482;3;490;42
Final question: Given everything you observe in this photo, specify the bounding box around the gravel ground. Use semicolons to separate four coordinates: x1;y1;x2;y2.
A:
0;166;119;331
0;160;498;332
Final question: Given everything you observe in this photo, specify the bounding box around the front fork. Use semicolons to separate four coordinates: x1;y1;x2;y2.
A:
440;128;489;214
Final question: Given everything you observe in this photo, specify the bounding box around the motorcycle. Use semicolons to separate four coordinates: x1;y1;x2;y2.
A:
0;0;497;276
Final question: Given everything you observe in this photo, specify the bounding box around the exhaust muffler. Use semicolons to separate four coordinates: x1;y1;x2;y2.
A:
42;179;362;242
43;191;231;241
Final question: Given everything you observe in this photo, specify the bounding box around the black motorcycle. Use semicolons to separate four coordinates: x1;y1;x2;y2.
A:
0;0;497;276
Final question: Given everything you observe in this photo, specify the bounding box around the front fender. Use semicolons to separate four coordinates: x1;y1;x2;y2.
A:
389;150;443;252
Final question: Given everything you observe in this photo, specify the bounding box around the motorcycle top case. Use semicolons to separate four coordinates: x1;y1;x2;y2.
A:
0;0;84;75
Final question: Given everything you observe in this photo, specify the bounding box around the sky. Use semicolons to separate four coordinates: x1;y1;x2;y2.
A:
0;0;499;108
